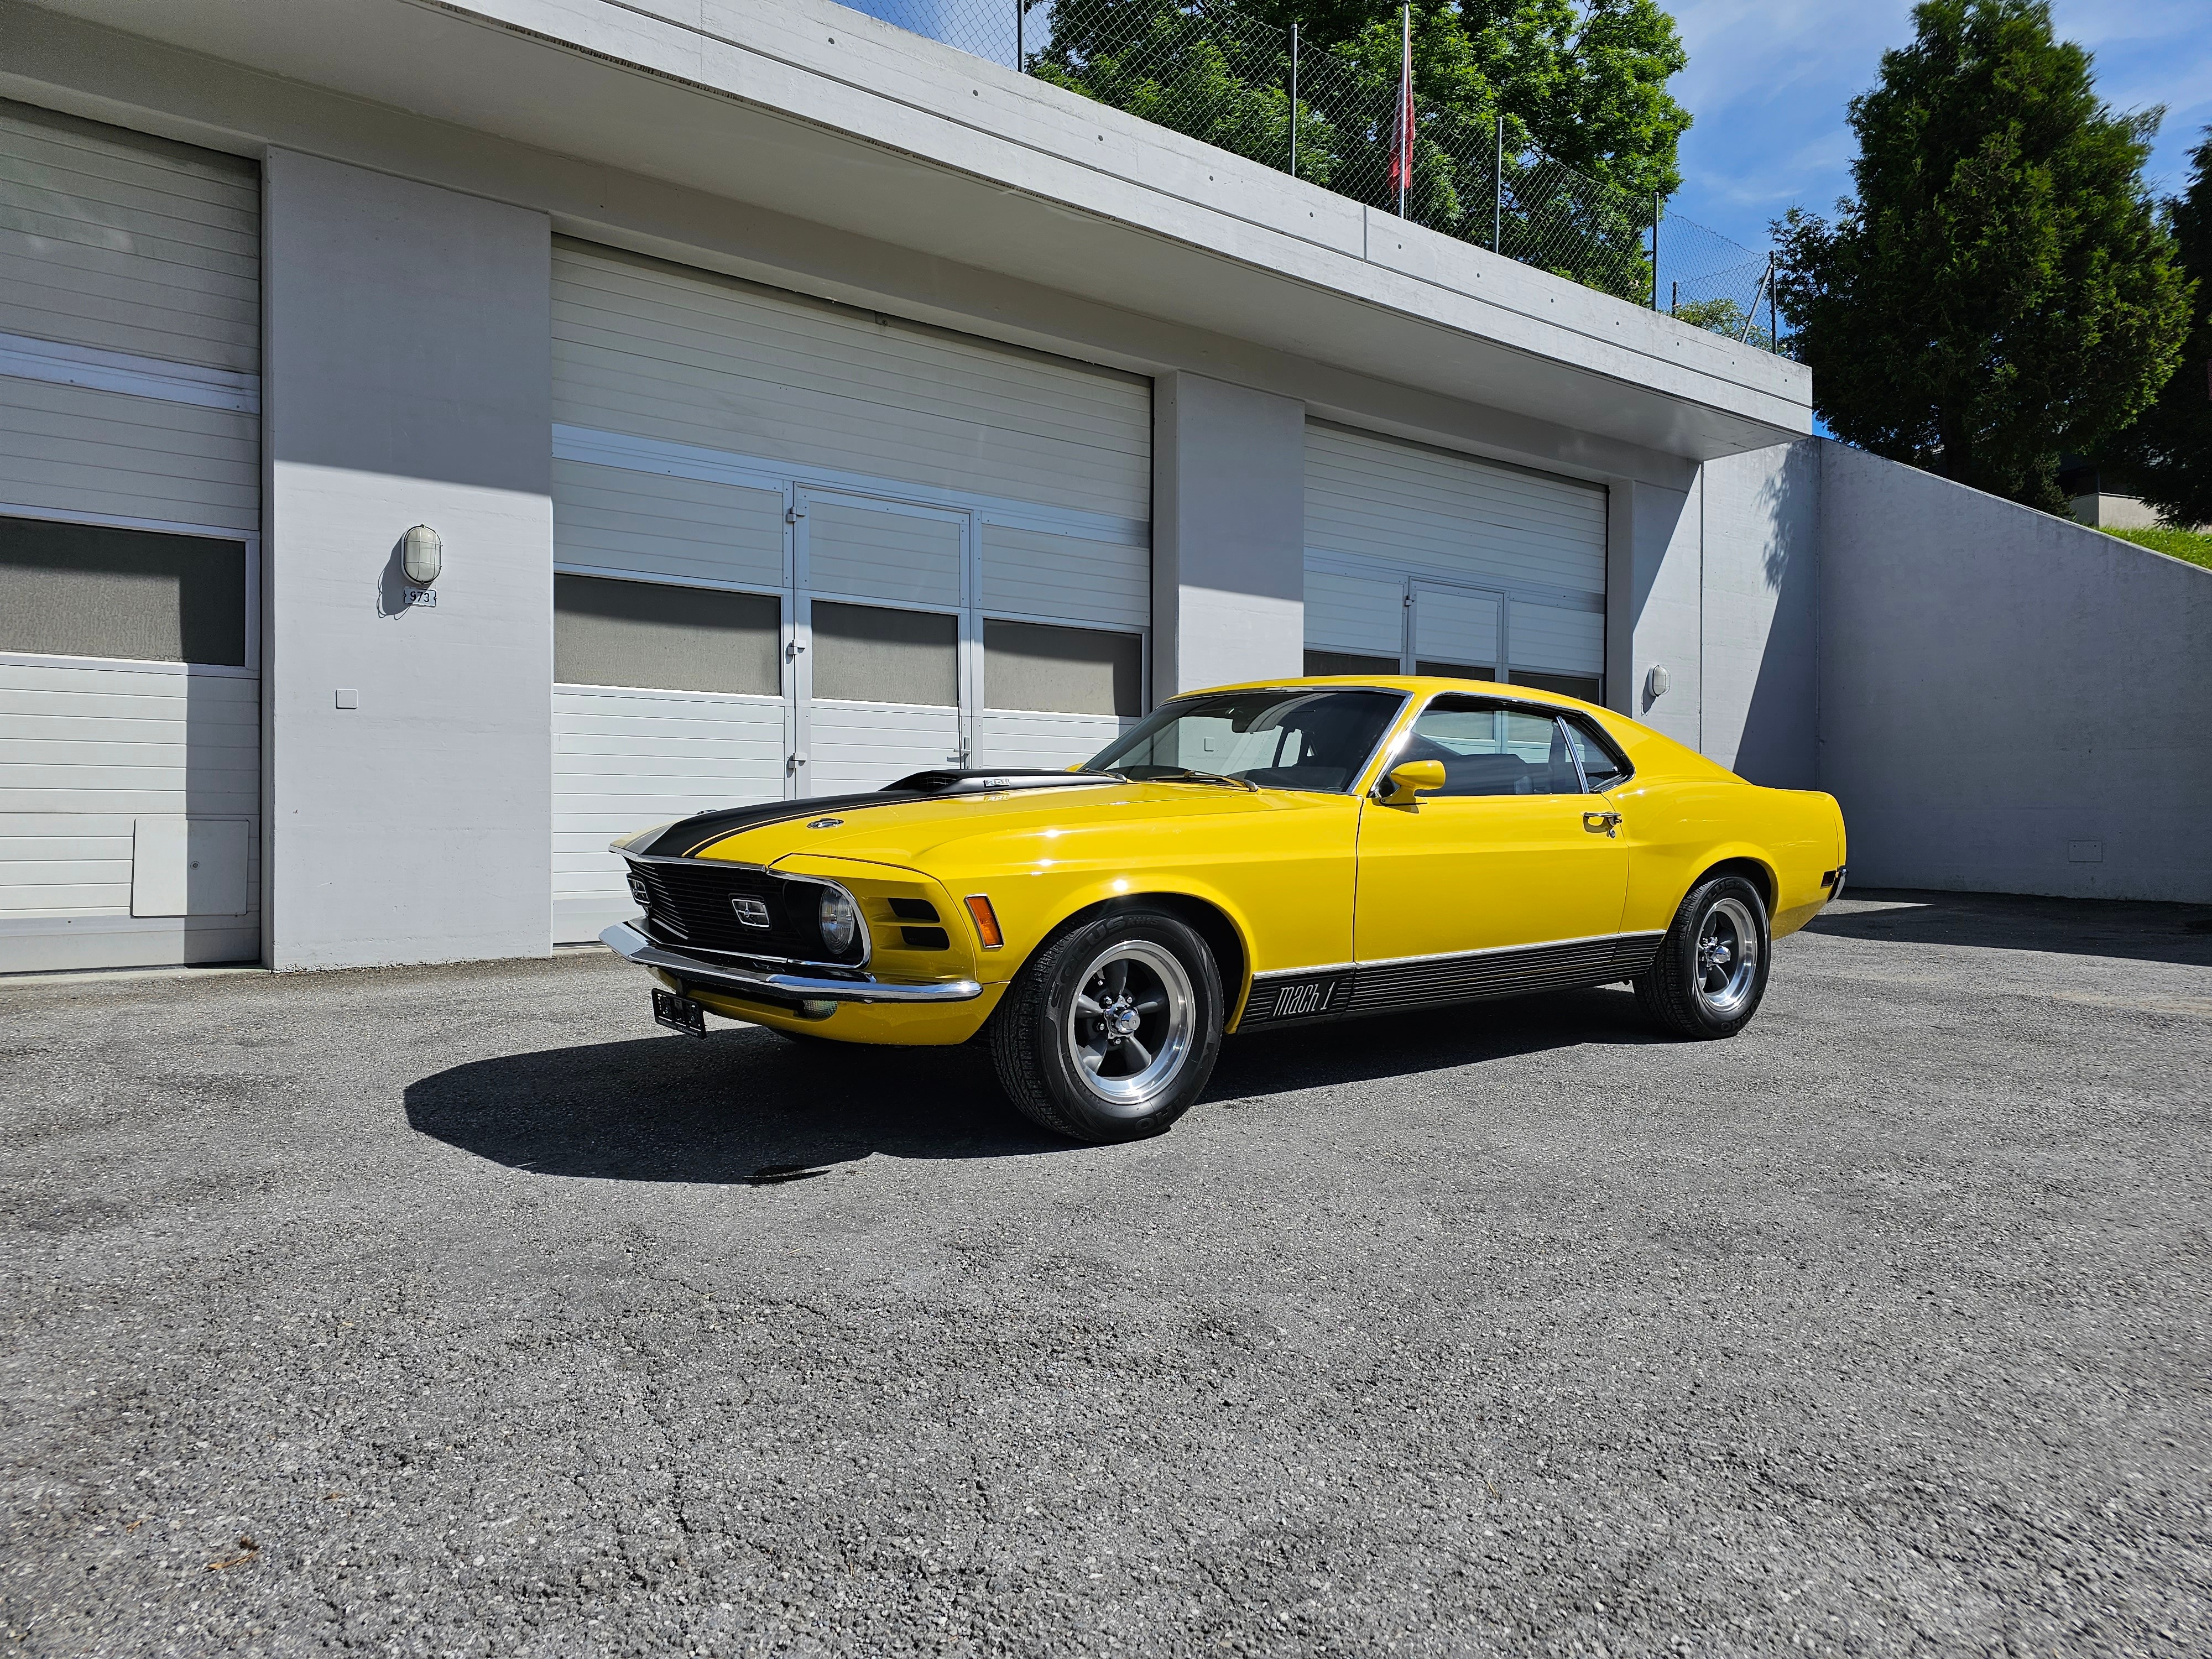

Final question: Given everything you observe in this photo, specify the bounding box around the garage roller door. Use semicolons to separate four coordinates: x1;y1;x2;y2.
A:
1302;421;1606;702
549;242;1150;941
0;101;260;972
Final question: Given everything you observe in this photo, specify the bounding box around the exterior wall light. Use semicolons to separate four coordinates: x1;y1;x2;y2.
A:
401;524;444;587
1646;664;1670;700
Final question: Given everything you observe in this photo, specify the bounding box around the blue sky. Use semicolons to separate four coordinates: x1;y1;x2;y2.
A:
1668;0;2212;256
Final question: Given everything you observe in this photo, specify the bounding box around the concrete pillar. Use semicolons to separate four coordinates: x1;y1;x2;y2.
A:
262;151;552;968
1699;441;1819;787
1624;474;1703;753
1150;372;1306;700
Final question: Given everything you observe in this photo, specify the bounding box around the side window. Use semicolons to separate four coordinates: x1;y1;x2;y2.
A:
1399;698;1580;796
1561;714;1630;791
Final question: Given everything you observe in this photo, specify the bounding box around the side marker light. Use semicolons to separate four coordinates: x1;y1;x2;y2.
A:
963;894;1004;950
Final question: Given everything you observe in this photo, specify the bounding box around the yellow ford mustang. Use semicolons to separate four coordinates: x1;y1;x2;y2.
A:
604;677;1846;1142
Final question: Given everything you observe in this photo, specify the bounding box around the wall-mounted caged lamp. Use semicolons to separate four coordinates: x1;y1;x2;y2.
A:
401;524;443;587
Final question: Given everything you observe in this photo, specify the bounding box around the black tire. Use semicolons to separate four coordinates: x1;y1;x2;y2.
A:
987;909;1224;1143
1634;874;1772;1039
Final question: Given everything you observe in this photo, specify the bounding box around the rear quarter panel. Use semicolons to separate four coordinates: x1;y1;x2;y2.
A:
1590;711;1842;939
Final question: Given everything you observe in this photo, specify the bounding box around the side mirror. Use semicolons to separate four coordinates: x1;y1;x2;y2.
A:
1377;759;1446;807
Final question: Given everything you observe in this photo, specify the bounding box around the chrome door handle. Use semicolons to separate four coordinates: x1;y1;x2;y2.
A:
1583;811;1622;837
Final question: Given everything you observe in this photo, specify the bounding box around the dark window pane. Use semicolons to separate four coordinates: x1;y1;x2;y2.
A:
1510;670;1602;704
812;601;957;706
983;619;1141;717
1562;714;1630;790
0;514;246;666
1415;660;1495;681
555;573;780;695
1303;649;1398;677
1089;688;1402;794
1397;696;1580;796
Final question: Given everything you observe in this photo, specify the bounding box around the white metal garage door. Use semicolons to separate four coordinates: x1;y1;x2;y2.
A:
0;101;260;973
549;241;1150;941
1302;421;1607;702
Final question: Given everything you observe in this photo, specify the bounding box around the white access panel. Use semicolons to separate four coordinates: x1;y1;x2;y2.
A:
0;103;263;972
131;817;250;917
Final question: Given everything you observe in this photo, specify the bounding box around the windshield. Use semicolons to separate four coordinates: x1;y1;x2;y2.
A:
1084;688;1405;793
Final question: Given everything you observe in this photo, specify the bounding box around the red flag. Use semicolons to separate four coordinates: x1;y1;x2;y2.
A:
1389;4;1414;215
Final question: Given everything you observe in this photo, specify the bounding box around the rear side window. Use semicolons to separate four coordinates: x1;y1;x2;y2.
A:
1561;714;1630;790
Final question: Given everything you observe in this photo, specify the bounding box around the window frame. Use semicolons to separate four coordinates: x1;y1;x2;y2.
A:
1382;691;1635;800
1089;685;1410;796
0;501;259;679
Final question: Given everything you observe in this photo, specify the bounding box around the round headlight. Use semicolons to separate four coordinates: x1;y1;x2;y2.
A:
817;886;860;957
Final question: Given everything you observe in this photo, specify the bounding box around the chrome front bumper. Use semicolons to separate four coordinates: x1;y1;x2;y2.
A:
599;920;983;1006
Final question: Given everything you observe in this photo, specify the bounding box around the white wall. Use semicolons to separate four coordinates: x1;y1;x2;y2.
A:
1700;441;1820;789
263;151;554;968
1152;372;1306;698
1819;442;2212;901
1624;476;1702;750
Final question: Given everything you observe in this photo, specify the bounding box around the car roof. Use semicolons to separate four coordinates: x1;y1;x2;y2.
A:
1179;675;1604;714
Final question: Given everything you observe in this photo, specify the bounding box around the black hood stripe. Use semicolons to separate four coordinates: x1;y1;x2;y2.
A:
638;792;927;859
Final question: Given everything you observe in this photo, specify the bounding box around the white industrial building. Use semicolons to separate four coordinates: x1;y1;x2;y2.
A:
1;0;2204;975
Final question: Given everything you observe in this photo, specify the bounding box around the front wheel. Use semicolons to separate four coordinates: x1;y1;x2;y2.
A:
1634;874;1771;1039
987;909;1224;1143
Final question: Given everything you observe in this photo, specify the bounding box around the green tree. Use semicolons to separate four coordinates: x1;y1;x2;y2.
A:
1030;0;1689;298
1772;0;2192;512
2111;130;2212;526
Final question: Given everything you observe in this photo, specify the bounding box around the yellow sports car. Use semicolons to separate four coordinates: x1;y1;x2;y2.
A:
603;677;1847;1142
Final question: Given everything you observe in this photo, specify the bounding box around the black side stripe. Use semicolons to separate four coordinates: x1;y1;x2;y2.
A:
1242;933;1664;1025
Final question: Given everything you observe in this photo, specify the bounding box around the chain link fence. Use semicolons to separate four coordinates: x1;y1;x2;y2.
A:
839;0;1780;350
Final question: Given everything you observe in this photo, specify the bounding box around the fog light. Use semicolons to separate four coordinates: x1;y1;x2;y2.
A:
818;886;860;956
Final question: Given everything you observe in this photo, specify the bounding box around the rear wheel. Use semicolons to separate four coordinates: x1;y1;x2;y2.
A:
988;909;1223;1142
1635;874;1771;1039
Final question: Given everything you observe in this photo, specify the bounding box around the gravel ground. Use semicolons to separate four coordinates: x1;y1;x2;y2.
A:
4;890;2209;1657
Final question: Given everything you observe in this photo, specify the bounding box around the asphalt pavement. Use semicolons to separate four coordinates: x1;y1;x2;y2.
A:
4;890;2209;1657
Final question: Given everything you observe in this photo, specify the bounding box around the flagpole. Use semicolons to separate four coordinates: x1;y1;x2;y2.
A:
1396;3;1411;218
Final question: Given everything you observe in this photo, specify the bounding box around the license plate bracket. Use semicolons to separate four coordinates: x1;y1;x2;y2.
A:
652;988;708;1038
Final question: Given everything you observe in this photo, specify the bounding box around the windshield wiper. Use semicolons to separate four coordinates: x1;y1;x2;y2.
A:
1139;768;1260;792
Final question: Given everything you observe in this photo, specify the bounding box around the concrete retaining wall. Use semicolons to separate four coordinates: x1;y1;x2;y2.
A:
1817;443;2212;902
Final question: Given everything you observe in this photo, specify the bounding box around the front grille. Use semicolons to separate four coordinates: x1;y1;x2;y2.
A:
627;858;813;959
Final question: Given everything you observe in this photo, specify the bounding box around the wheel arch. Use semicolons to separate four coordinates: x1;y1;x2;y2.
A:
1689;853;1778;919
1027;889;1250;1016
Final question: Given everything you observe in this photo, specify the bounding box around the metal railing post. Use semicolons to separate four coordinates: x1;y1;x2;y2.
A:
1767;253;1778;352
1289;22;1298;176
1651;194;1661;310
1493;114;1503;252
1015;0;1023;73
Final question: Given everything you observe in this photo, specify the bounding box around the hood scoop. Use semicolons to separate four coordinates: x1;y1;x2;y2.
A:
881;769;1122;797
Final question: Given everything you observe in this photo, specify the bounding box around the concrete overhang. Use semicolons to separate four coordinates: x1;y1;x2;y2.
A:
9;0;1812;462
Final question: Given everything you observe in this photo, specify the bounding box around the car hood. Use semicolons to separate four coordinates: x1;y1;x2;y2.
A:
619;779;1332;874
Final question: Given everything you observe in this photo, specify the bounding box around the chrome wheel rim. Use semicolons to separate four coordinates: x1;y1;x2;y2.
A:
1064;940;1196;1117
1694;895;1761;1018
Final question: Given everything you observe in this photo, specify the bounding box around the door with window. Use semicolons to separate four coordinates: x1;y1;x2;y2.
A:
1355;696;1629;963
792;491;971;796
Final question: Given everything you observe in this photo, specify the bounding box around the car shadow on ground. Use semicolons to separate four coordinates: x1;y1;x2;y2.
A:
1807;888;2212;967
404;985;1661;1182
